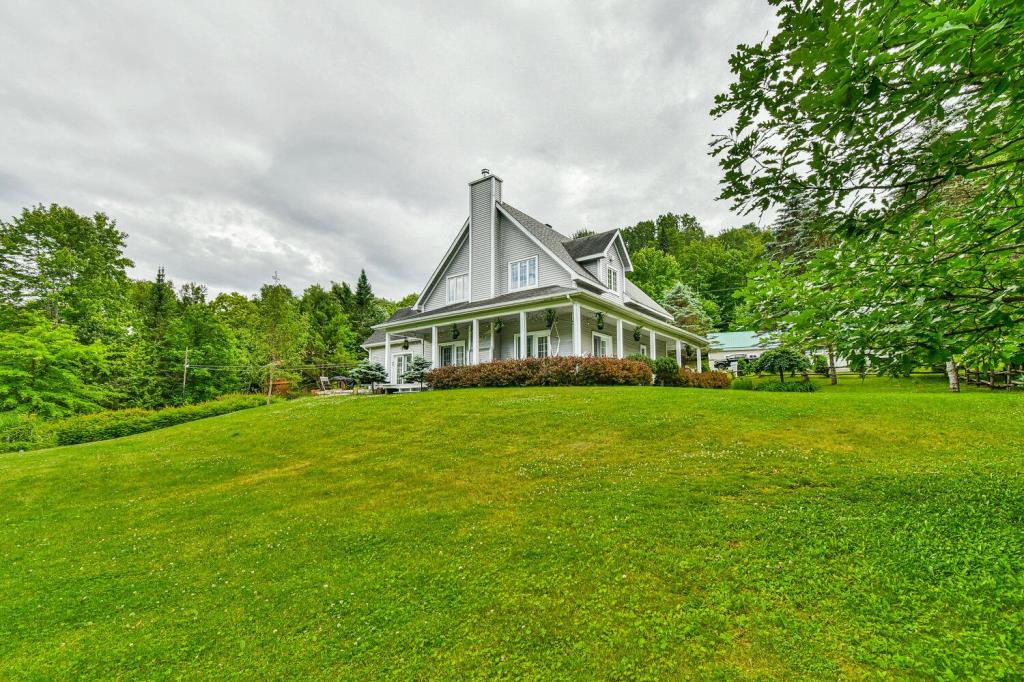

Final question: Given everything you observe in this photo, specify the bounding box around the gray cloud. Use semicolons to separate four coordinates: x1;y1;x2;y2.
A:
0;0;776;299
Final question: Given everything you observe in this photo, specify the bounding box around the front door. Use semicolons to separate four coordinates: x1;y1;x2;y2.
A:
394;354;411;382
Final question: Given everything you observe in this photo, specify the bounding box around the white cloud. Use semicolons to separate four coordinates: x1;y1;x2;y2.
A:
0;0;777;299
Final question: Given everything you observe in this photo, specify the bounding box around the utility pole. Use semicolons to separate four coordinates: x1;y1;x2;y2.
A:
181;347;190;400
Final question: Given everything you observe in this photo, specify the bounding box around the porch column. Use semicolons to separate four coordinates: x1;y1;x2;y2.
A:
519;311;527;359
572;303;582;356
489;322;495;363
676;339;682;366
471;318;480;365
431;325;438;368
616;318;624;359
649;329;657;359
384;332;392;383
697;347;703;372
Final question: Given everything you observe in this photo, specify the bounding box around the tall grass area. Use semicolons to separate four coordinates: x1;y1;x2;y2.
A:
1;385;1022;679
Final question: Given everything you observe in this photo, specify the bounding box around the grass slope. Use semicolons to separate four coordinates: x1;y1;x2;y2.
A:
2;385;1023;679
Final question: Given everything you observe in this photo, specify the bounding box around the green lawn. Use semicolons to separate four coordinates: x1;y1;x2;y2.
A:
2;384;1023;679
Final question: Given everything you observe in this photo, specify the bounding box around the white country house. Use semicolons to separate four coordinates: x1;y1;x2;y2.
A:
362;170;710;385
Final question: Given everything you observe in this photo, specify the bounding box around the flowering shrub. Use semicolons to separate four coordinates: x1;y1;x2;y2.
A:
679;368;732;389
425;357;653;389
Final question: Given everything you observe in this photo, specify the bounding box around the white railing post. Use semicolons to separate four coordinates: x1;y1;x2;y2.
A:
616;318;624;359
472;318;480;365
431;325;438;368
697;347;703;372
572;303;582;355
519;311;528;359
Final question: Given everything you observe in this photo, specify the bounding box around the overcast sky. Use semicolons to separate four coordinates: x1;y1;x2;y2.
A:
0;1;776;300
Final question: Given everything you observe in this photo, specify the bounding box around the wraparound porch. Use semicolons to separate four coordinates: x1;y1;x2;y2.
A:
368;297;706;384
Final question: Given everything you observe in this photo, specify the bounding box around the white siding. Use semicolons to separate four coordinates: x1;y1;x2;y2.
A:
422;233;470;311
495;214;573;296
469;178;498;302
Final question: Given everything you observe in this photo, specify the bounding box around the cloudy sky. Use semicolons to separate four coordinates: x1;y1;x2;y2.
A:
0;1;776;300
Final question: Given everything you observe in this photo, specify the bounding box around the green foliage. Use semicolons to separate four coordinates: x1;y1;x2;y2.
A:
570;228;595;239
353;361;388;388
401;355;432;387
715;0;1024;378
0;204;132;343
301;284;357;368
53;394;267;447
753;348;810;383
652;357;682;386
0;311;108;417
627;248;681;302
660;282;717;335
731;377;754;390
755;380;817;393
812;355;830;377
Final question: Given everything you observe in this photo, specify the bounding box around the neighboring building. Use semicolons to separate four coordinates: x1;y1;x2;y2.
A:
362;170;710;384
707;331;777;371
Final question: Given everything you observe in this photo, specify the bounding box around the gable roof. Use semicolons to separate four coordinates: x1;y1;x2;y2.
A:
562;230;618;260
709;331;777;351
413;218;470;310
497;202;603;287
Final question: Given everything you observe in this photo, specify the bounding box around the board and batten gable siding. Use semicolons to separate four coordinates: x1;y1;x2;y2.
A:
494;213;573;296
469;177;501;302
422;233;470;311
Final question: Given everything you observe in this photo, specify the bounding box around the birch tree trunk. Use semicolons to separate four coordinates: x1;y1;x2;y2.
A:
945;359;960;393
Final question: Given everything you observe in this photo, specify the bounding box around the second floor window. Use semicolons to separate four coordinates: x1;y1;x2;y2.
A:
509;256;538;291
446;273;468;303
607;267;618;292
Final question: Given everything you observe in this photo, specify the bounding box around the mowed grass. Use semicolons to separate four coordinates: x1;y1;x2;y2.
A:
1;385;1023;680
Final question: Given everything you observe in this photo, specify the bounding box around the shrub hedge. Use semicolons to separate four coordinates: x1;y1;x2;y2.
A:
52;394;270;447
731;377;755;390
653;357;684;386
754;380;818;392
425;357;653;389
679;368;733;389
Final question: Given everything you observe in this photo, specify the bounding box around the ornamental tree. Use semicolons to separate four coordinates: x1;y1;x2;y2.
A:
401;355;432;388
753;348;810;383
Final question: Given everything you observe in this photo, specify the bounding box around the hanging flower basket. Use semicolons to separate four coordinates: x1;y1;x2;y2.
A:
494;319;504;334
545;308;557;329
595;311;604;330
402;338;410;350
451;324;460;339
633;325;644;342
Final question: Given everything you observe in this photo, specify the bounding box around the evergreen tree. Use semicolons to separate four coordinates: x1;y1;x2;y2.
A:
301;284;357;369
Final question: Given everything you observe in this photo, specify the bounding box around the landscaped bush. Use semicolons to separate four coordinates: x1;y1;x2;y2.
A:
731;377;754;390
653;357;684;386
754;380;817;393
425;357;653;389
53;394;269;446
679;368;733;389
626;353;655;371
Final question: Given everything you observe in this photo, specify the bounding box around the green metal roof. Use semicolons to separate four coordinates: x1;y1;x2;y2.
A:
708;331;777;351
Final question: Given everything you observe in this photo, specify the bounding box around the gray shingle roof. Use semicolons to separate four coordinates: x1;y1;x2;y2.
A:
362;285;577;345
562;229;618;260
497;202;604;287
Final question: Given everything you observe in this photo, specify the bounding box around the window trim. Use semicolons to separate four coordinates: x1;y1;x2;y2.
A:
438;340;466;366
513;329;551;359
592;331;612;358
446;272;469;304
606;266;618;292
508;255;539;292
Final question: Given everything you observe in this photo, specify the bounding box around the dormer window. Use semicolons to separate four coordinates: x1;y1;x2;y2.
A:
607;267;618;292
446;273;468;303
509;256;538;291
